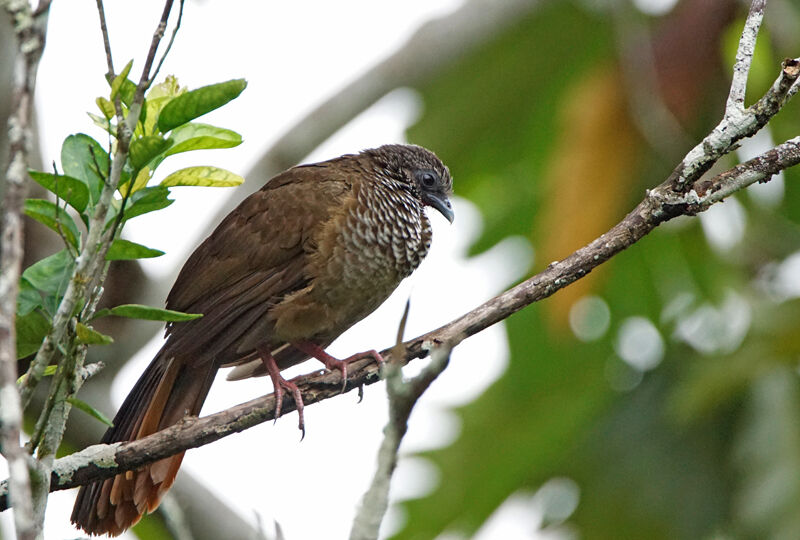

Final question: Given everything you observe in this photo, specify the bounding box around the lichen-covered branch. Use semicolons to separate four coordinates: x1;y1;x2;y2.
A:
0;1;51;538
726;0;765;112
350;346;452;540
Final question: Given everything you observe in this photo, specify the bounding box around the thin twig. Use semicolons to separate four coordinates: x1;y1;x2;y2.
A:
727;0;766;114
95;0;114;78
149;0;184;85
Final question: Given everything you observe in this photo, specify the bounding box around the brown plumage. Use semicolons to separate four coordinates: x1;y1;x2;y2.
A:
71;144;453;536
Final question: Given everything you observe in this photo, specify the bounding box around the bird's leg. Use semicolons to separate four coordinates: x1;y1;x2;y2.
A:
291;341;384;392
258;345;305;437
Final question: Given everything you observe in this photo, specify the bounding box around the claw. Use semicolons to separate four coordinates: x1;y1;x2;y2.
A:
259;346;305;436
291;342;384;394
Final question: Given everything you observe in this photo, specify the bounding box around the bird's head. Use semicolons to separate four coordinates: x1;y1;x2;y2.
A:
365;144;454;223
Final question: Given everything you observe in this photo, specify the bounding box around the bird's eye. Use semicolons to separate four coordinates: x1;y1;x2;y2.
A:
419;171;437;188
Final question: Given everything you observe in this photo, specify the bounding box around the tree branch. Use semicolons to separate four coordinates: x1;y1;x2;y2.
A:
726;0;765;113
667;56;799;192
350;343;452;540
2;108;799;510
0;0;51;537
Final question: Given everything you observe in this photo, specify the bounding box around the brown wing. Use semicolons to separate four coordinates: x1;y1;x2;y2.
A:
161;163;351;363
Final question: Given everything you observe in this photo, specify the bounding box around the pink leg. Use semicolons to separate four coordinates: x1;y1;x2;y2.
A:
291;341;384;392
258;345;305;438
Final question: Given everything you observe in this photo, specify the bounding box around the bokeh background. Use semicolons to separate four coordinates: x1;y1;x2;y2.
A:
3;0;800;538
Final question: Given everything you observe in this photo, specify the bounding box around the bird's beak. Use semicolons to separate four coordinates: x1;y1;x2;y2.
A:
423;192;454;223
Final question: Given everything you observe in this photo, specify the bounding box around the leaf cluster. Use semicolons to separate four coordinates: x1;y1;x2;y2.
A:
17;71;247;418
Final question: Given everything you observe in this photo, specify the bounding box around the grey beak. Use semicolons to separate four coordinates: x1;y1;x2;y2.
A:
423;192;454;223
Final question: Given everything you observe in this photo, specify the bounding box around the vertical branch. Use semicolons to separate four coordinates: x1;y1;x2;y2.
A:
350;343;451;540
726;0;766;114
0;1;51;538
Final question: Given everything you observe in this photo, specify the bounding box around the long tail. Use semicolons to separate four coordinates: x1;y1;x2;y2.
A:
71;349;217;536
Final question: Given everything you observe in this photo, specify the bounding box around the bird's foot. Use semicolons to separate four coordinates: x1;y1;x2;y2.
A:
259;346;305;438
292;341;384;393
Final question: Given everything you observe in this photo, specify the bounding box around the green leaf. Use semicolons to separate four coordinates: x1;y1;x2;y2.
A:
17;364;57;384
157;79;247;132
24;199;81;249
142;76;186;135
16;310;50;358
66;397;114;427
123;185;173;220
28;171;89;213
160;166;244;188
110;59;134;101
163;123;242;156
106;239;164;260
105;71;136;107
94;304;202;322
129;135;172;170
95;97;116;120
76;322;114;345
17;277;42;316
61;134;109;207
22;249;75;298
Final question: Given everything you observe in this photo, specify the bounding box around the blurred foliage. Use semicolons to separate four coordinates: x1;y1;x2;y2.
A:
396;0;800;538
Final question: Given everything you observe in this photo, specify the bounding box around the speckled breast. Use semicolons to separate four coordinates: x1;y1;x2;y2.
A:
316;180;433;328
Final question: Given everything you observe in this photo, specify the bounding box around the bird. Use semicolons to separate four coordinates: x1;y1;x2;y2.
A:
70;143;454;536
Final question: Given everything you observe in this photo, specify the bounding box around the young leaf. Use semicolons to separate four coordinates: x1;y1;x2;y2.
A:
119;167;151;197
94;304;202;322
142;76;186;134
88;112;114;134
76;322;114;345
16;310;50;358
61;133;109;207
163;123;242;157
96;97;116;120
28;171;90;213
66;397;114;427
110;59;134;101
106;239;164;260
123;185;173;220
160;166;244;188
129;135;173;170
157;79;247;132
24;199;81;249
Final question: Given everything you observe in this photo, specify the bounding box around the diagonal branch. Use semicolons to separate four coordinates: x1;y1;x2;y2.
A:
2;122;799;511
